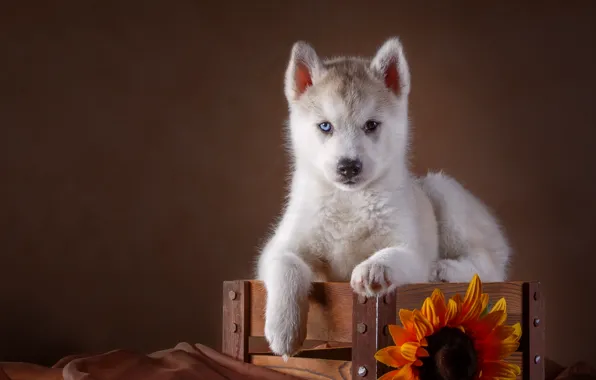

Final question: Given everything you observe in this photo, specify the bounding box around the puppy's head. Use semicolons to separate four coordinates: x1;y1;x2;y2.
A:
285;37;411;191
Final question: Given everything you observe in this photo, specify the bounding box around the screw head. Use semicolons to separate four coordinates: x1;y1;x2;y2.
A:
383;325;389;336
357;323;367;334
383;295;391;304
533;318;540;327
231;323;238;333
534;355;541;364
358;295;367;304
228;290;237;300
533;291;540;301
357;366;367;377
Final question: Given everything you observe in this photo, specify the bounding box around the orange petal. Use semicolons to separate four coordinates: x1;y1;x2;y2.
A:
378;369;400;380
412;310;434;340
421;297;438;330
480;360;521;378
400;342;421;362
461;296;485;324
476;337;520;361
375;346;410;368
388;325;415;346
490;325;520;343
400;309;415;330
445;298;460;325
467;310;506;339
430;289;447;327
481;293;489;312
512;322;522;339
417;347;430;358
463;274;482;308
393;364;416;380
490;298;508;315
486;309;507;328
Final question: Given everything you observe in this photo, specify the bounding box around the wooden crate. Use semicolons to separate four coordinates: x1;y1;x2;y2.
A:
222;281;545;380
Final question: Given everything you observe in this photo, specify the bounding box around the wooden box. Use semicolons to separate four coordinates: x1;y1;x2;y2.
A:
222;281;544;380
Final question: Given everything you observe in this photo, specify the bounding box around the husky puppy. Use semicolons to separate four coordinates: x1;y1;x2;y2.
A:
256;37;510;358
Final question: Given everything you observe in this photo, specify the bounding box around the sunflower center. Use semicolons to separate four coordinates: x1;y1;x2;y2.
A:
418;327;478;380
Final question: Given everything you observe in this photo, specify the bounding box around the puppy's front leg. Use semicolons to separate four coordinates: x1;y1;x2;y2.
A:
259;250;313;358
350;246;429;297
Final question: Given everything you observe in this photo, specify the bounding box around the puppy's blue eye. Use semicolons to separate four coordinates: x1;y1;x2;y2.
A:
318;122;333;133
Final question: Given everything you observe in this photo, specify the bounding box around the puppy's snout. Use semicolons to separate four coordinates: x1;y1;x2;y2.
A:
337;158;362;180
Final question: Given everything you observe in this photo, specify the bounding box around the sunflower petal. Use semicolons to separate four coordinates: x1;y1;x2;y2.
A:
421;297;438;329
461;296;485;324
480;293;489;314
374;346;410;368
392;364;416;380
445;298;460;325
400;342;421;362
489;324;522;345
388;325;415;346
481;360;521;378
490;298;507;315
412;310;434;339
463;274;482;313
416;347;430;358
399;309;414;330
430;289;448;327
476;337;520;361
378;369;400;380
467;310;506;339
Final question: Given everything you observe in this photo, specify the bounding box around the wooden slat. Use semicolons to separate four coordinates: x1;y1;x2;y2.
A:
249;336;351;359
249;281;353;343
222;281;250;362
376;293;397;377
351;294;377;379
247;281;530;380
252;353;523;380
395;282;524;326
524;282;545;380
249;281;525;343
251;355;351;380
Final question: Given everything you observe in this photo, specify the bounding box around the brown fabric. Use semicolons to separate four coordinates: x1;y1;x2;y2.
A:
1;345;596;380
554;362;596;380
0;343;302;380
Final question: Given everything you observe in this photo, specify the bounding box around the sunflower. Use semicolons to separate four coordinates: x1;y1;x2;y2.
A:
374;274;522;380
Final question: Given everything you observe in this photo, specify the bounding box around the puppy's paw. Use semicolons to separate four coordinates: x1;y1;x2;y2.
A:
434;259;473;283
350;259;395;297
264;299;306;357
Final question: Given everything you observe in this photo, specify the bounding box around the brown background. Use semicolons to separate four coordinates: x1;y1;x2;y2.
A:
1;0;595;369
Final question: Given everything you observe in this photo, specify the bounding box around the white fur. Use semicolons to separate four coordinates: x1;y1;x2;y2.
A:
256;37;511;357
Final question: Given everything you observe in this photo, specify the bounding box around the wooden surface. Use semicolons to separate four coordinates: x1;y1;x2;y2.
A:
395;282;524;326
376;293;397;377
244;281;533;380
524;282;545;380
222;281;250;362
351;294;377;379
249;281;353;343
251;355;351;380
251;353;522;380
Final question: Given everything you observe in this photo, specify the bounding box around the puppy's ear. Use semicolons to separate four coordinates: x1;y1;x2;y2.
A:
370;37;410;97
284;41;323;102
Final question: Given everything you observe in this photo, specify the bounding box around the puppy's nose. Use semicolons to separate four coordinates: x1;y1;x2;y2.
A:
337;158;363;179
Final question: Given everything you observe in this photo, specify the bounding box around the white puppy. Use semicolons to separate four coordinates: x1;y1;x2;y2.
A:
256;37;510;358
